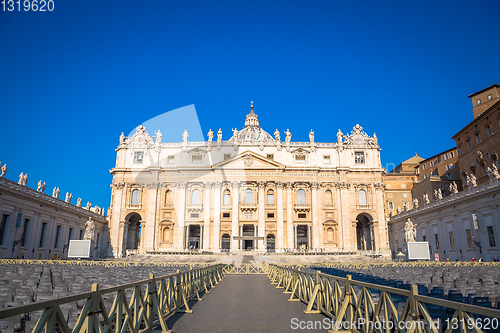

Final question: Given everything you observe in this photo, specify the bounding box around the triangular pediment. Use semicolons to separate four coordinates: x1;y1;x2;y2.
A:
212;151;285;170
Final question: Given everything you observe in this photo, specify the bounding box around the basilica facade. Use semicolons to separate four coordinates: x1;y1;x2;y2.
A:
108;105;390;257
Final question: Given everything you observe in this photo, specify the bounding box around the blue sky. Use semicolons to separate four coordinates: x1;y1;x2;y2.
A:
1;0;499;208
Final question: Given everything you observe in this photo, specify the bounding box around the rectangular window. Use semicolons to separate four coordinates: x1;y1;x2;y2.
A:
401;184;406;188
295;155;306;162
134;151;144;163
423;164;427;170
267;213;275;218
323;155;330;163
191;213;199;219
458;147;462;155
39;222;48;248
466;229;473;248
451;152;454;158
475;133;481;144
21;219;30;247
298;213;307;219
0;214;9;246
430;161;434;167
416;168;420;174
487;226;496;247
449;231;455;249
224;154;231;160
79;230;84;240
402;193;408;198
386;184;391;189
354;152;365;164
467;141;472;149
222;212;230;218
267;193;274;204
168;155;174;163
487;127;493;136
54;225;62;249
267;154;274;160
388;202;393;209
434;234;440;250
437;157;441;163
191;155;202;162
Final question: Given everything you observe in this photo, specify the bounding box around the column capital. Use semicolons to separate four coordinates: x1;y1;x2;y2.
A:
276;181;284;190
258;181;266;189
285;181;293;190
213;181;222;189
203;181;213;189
338;181;351;189
177;182;187;189
231;181;240;188
311;181;319;189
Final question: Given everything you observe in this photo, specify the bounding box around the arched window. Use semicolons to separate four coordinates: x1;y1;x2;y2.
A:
223;190;231;205
358;190;367;206
245;188;253;204
297;189;306;204
165;190;172;204
131;189;140;205
163;227;170;242
267;189;274;204
191;189;201;204
325;190;333;205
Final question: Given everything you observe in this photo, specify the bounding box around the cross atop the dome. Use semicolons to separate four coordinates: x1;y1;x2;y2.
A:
250;101;254;109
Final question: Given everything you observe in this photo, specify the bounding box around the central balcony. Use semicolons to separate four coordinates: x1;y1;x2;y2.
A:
187;204;204;212
240;203;257;212
294;204;310;212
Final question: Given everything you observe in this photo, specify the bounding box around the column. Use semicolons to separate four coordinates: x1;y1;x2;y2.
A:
111;184;126;257
118;221;129;256
231;181;239;251
374;183;389;253
212;182;221;251
294;224;298;249
340;182;352;249
203;182;212;250
145;183;158;252
276;181;284;252
200;225;204;249
176;182;186;250
286;182;294;249
239;224;243;250
185;226;190;249
307;225;311;250
311;182;319;250
258;181;265;250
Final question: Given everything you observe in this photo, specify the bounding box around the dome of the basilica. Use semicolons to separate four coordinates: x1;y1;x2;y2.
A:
228;103;275;142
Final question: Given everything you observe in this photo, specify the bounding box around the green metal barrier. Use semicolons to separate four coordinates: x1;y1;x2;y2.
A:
267;264;500;333
0;264;227;333
0;259;213;269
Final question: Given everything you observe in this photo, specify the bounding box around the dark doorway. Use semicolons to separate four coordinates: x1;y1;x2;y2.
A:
188;225;201;250
266;234;275;252
221;234;230;251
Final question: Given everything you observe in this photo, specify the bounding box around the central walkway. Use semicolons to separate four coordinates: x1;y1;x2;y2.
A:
165;257;328;332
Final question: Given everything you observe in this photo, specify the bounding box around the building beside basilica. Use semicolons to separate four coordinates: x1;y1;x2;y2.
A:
108;105;390;257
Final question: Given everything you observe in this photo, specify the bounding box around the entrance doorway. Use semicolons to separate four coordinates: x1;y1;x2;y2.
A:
221;234;230;251
266;234;275;252
296;225;309;250
242;225;255;250
125;213;142;250
356;214;373;251
188;225;201;250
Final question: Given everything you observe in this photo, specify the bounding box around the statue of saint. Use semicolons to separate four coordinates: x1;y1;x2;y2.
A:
232;128;239;142
493;164;500;179
309;129;314;143
55;187;60;198
337;129;343;144
76;198;82;207
0;163;6;177
404;218;416;242
217;128;222;142
259;128;266;142
487;167;495;181
155;130;162;143
182;130;189;143
52;187;57;198
412;198;418;209
424;193;430;205
119;132;125;144
207;129;213;142
284;129;292;143
86;202;92;210
41;182;46;192
65;192;70;202
470;174;477;187
22;174;28;186
274;129;280;142
37;180;42;191
403;202;409;211
372;133;378;144
83;217;95;241
18;172;24;185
